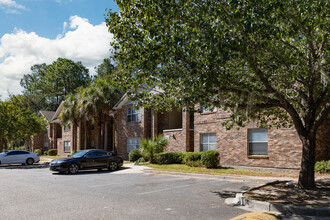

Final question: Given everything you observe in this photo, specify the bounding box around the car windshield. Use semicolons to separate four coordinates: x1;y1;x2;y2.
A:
70;151;88;158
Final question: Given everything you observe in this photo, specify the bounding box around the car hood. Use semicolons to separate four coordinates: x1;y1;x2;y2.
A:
51;158;72;163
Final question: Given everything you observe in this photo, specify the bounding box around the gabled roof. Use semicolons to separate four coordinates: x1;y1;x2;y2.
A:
50;101;64;123
38;110;55;121
113;93;129;110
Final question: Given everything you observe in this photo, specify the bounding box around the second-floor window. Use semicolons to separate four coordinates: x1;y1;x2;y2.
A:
64;122;71;131
201;105;217;113
127;107;141;122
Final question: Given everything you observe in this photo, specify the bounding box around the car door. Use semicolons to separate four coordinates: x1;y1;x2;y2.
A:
2;151;17;164
95;150;110;167
80;151;98;169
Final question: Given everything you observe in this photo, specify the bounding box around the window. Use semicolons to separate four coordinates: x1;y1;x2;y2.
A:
64;141;71;152
127;108;141;122
44;142;49;151
127;138;141;153
201;133;217;151
248;129;268;156
64;122;71;131
201;105;217;113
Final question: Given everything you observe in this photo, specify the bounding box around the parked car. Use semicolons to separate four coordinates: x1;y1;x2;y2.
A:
49;149;123;174
0;150;40;165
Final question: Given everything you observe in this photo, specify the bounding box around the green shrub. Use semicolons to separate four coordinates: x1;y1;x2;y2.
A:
134;157;146;165
154;152;184;164
44;150;48;155
48;149;57;156
201;150;219;168
34;149;42;155
183;152;202;164
129;149;142;162
315;160;330;173
140;135;168;163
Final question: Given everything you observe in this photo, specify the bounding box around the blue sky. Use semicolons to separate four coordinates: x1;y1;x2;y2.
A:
0;0;119;99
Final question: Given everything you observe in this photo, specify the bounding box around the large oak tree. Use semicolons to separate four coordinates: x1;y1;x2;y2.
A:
106;0;329;189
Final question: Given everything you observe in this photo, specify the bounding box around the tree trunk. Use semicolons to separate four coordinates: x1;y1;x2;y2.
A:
298;134;316;189
71;123;77;153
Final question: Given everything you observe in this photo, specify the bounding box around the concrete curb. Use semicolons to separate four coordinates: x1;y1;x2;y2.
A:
143;170;293;182
226;180;330;217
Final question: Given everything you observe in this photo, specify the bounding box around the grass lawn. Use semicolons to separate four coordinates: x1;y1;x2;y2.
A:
40;156;64;161
143;164;299;178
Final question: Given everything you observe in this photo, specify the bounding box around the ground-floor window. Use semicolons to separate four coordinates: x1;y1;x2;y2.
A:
248;129;268;155
44;142;49;151
201;133;216;151
127;137;141;153
64;141;71;152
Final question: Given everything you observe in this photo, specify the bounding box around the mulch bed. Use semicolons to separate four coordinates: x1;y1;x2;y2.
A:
244;178;330;207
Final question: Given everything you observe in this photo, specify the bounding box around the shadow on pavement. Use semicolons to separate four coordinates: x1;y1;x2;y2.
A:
0;163;49;169
51;166;131;175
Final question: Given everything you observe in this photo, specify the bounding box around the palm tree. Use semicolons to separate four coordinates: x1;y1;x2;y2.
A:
59;94;81;152
80;78;122;149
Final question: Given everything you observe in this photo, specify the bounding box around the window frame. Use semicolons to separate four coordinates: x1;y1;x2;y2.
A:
127;137;141;153
200;133;217;151
201;105;217;113
248;128;268;156
127;107;141;122
64;141;71;153
64;122;71;132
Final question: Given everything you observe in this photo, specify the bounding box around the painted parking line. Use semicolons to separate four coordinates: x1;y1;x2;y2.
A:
138;180;221;195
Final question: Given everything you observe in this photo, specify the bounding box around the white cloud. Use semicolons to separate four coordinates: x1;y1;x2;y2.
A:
0;0;27;13
0;15;114;99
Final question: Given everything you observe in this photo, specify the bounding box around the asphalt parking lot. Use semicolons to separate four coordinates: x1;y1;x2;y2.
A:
0;164;260;220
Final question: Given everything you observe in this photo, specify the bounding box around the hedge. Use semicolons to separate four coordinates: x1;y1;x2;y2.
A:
315;160;330;173
48;149;57;156
154;152;184;164
153;150;220;168
34;149;42;155
129;149;142;162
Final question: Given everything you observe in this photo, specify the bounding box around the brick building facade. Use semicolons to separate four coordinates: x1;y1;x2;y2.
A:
113;94;329;169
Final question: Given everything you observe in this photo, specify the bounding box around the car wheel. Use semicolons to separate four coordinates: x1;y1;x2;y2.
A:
26;158;34;165
108;161;118;171
68;163;79;174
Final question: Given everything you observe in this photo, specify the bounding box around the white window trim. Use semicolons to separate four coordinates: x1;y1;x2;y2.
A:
201;105;217;113
64;141;71;152
127;137;141;153
200;133;217;151
248;129;268;156
127;107;141;122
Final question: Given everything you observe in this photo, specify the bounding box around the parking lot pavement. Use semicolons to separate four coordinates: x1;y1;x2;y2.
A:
0;166;260;220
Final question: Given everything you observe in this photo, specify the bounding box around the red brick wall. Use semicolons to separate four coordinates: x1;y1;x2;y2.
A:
115;104;150;157
31;132;50;153
193;108;303;169
163;129;186;152
316;119;330;161
57;126;72;156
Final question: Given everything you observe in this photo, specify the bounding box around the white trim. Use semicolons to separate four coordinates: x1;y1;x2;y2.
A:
113;93;128;110
51;101;64;121
163;128;183;132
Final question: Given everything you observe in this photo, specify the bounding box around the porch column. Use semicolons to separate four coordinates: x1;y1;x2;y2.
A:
182;108;191;152
104;121;108;150
151;111;158;139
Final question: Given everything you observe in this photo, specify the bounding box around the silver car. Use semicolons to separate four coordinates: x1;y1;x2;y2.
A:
0;150;40;165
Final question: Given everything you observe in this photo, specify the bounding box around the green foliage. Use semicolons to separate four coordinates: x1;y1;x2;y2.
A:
201;150;220;168
129;149;142;162
0;95;47;150
48;149;57;156
140;135;168;163
315;160;330;173
106;0;330;188
183;152;202;165
154;152;184;164
34;149;42;155
44;150;48;156
20;58;92;112
134;157;146;165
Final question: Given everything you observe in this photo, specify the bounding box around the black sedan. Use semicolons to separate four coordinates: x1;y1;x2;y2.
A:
49;149;123;174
